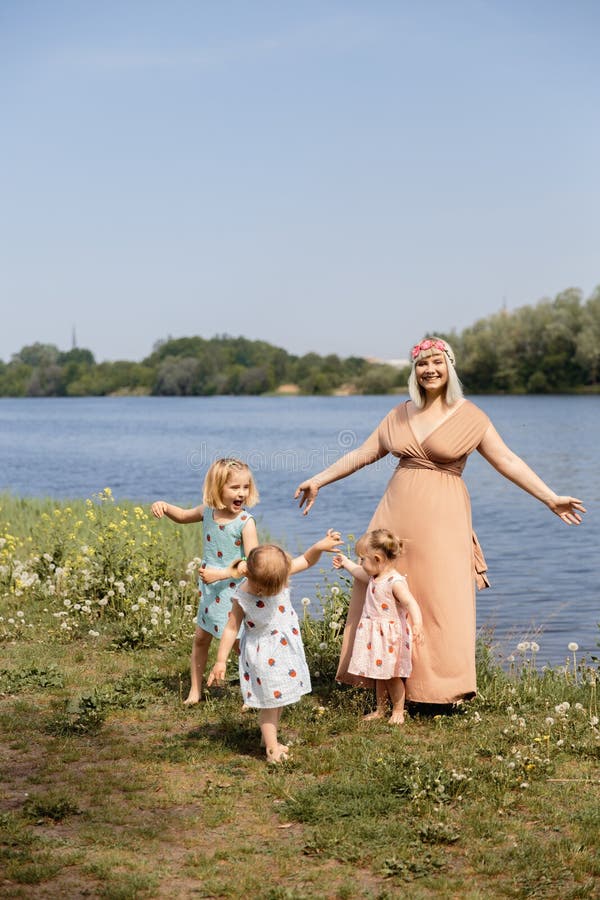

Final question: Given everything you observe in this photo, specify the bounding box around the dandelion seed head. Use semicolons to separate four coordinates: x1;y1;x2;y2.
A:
568;642;579;652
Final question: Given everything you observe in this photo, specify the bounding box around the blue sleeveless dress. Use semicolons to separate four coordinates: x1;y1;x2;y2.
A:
197;508;254;637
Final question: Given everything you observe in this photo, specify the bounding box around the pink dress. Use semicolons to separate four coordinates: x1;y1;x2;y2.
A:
348;572;413;680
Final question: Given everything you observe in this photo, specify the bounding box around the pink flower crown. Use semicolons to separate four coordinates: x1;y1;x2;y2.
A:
411;339;453;363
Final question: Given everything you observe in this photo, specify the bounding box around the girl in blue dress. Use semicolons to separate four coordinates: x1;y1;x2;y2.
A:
208;530;342;763
151;458;259;704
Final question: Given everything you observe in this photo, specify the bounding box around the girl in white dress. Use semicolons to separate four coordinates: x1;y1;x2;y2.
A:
208;529;342;763
333;529;423;724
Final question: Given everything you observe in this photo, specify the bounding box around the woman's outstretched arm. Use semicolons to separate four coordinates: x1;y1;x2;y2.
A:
294;426;388;515
477;423;586;525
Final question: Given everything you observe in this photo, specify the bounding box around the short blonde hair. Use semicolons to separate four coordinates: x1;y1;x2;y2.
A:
246;544;292;596
355;529;404;561
202;458;259;509
407;337;463;408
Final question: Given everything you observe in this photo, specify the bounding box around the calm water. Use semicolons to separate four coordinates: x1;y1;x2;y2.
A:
0;395;598;666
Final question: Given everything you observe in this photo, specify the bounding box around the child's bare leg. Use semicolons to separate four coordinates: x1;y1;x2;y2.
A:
387;677;406;724
235;638;251;713
184;628;212;705
259;708;288;750
364;680;388;720
274;706;288;752
259;707;288;762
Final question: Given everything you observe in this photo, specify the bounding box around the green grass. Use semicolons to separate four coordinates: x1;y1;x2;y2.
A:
1;495;599;898
1;633;597;898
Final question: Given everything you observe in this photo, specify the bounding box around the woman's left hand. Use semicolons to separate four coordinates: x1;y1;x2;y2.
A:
548;496;586;525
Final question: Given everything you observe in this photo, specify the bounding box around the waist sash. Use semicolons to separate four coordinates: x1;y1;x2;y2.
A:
397;456;464;478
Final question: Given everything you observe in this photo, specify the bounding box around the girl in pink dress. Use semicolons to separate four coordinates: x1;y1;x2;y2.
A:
333;529;423;724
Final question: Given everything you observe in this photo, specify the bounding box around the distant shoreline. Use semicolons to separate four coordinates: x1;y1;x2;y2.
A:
1;386;599;399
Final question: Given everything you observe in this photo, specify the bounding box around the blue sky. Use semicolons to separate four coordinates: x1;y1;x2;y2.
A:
1;0;599;363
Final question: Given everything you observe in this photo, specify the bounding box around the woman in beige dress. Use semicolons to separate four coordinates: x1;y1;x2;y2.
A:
295;338;586;706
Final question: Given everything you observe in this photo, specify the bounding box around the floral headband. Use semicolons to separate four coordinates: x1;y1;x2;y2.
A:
411;339;454;364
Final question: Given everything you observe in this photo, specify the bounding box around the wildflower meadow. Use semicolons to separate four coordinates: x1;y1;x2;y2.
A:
0;493;598;898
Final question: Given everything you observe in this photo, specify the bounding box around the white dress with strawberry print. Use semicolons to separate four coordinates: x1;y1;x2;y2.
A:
235;584;311;709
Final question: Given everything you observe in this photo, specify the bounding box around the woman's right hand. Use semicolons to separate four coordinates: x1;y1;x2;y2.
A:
294;478;320;516
151;501;169;518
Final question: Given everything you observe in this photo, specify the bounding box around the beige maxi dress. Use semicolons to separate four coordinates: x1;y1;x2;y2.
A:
336;399;491;704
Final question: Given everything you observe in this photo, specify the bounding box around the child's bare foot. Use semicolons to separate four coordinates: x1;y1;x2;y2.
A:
389;710;405;725
363;709;386;721
266;745;290;764
261;737;288;751
183;692;201;706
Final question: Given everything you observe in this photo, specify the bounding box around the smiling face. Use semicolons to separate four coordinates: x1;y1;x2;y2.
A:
414;349;449;395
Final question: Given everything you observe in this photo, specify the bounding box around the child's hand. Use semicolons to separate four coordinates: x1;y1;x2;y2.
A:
207;662;226;686
412;625;424;645
199;565;226;585
151;501;169;518
236;559;248;578
332;553;347;570
316;529;343;553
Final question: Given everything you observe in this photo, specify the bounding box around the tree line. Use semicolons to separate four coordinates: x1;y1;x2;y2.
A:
447;286;600;393
0;335;406;397
1;286;598;397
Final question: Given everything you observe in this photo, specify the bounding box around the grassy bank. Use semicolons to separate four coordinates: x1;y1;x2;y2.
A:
1;496;599;898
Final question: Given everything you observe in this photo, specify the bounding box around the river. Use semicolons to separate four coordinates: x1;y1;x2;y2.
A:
0;394;597;667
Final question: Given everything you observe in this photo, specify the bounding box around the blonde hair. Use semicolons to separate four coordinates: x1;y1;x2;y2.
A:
202;458;259;509
407;337;464;409
355;528;404;561
246;544;292;596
